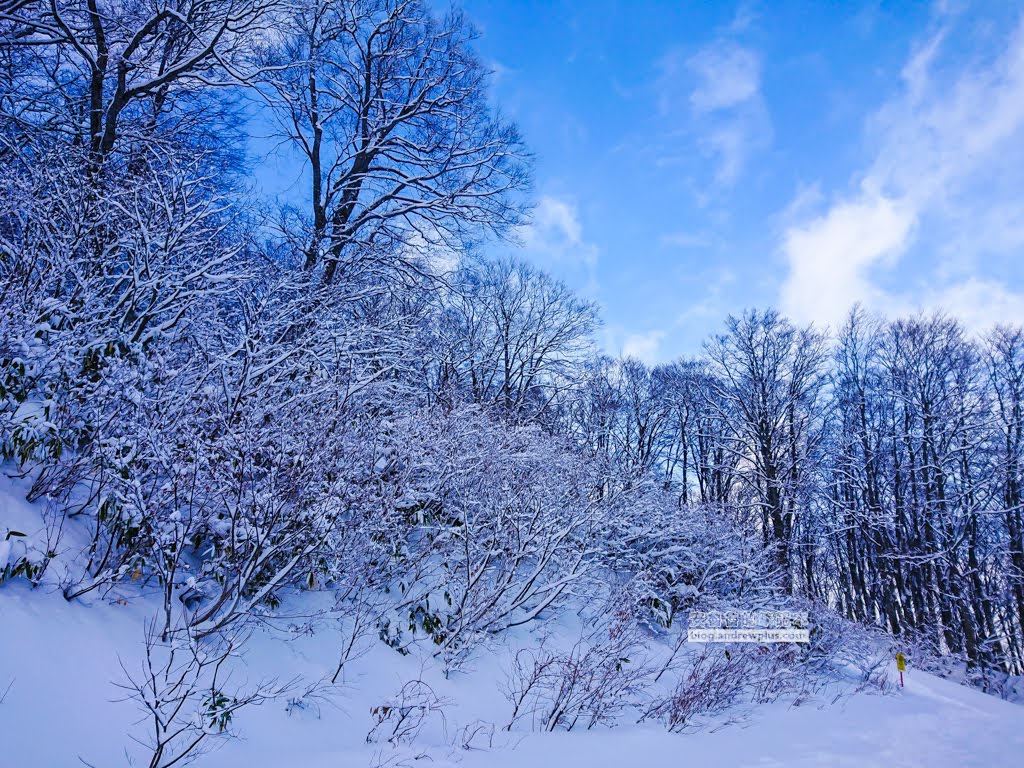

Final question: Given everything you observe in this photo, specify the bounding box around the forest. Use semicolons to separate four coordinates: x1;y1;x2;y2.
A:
2;1;1023;764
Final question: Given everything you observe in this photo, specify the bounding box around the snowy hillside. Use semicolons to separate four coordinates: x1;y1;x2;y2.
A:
1;472;1020;768
4;2;1024;766
3;578;1024;767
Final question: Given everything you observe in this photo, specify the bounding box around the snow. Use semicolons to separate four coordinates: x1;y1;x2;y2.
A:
2;591;1023;767
0;538;12;572
3;475;1024;767
2;589;1023;768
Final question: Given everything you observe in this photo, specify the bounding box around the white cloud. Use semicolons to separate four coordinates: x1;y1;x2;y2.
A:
600;326;670;365
654;35;768;187
689;41;767;186
521;195;598;272
779;15;1024;329
402;226;462;277
622;330;666;365
870;24;1024;202
688;43;761;113
702;122;751;185
780;194;914;328
925;279;1024;332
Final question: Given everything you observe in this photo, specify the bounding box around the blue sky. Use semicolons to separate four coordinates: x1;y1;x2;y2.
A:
456;0;1024;363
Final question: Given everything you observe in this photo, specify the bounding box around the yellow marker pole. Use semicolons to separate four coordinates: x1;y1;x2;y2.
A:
896;653;906;687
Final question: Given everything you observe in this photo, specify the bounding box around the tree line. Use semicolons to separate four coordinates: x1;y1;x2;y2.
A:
591;308;1024;682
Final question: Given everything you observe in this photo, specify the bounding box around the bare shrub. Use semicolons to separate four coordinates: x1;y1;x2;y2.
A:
455;719;496;751
642;646;753;732
644;605;899;733
793;607;896;697
504;616;652;732
367;678;450;747
116;623;293;768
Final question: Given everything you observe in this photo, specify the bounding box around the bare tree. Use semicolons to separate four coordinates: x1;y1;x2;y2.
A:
656;360;738;506
435;257;598;424
256;0;530;285
987;325;1024;666
610;357;670;475
704;309;829;591
0;0;277;172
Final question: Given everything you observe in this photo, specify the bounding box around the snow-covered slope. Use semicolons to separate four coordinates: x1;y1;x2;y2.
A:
3;473;1023;768
2;577;1023;767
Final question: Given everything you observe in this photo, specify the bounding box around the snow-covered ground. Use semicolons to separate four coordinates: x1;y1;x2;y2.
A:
3;580;1024;767
3;476;1024;768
